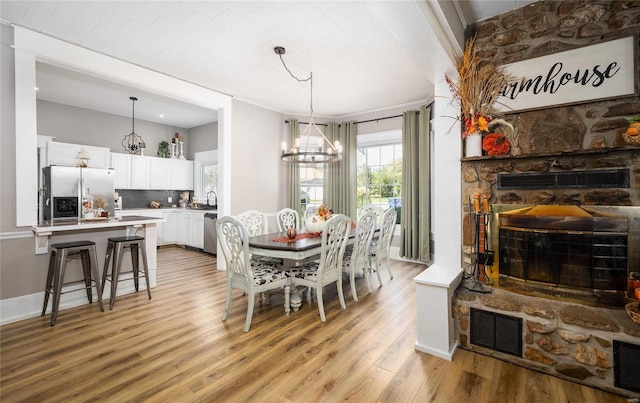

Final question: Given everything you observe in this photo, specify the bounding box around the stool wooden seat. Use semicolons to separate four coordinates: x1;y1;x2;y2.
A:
42;240;104;326
102;236;152;310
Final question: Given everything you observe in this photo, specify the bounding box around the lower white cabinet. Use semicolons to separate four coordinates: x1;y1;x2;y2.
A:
182;211;205;249
161;211;182;245
116;209;207;248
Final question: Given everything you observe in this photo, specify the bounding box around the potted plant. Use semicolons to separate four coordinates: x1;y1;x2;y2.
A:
157;141;170;158
445;36;516;157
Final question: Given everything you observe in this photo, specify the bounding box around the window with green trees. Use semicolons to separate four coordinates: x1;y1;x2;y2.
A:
357;143;402;220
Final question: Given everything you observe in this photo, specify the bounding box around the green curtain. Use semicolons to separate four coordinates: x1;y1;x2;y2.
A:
324;121;357;220
400;105;431;263
287;119;301;213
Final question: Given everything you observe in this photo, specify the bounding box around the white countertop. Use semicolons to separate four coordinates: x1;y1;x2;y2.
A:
32;215;164;234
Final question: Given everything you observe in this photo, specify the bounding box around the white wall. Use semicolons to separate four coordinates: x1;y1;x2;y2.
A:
229;100;283;215
37;100;190;157
188;121;218;159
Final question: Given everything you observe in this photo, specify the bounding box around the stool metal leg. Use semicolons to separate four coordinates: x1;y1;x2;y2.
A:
109;242;125;310
88;245;104;312
50;249;69;326
130;243;140;292
102;241;114;299
42;249;57;317
139;239;152;300
80;249;93;303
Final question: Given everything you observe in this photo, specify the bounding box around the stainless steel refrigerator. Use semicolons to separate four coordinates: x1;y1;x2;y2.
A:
42;166;115;222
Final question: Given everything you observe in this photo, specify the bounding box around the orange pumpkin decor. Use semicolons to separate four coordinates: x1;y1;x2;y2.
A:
482;133;510;155
626;122;640;136
623;121;640;145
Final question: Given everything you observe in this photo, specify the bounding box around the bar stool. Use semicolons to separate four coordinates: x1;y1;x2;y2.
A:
42;240;104;326
102;236;152;309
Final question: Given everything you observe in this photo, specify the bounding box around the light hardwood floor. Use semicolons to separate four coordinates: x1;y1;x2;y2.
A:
0;246;629;402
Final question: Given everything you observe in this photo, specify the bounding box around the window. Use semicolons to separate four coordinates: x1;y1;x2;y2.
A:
194;149;217;204
357;130;402;223
202;163;217;196
299;135;324;213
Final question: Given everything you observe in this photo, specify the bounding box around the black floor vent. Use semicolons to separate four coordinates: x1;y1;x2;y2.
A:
498;169;629;190
614;340;640;393
470;308;522;357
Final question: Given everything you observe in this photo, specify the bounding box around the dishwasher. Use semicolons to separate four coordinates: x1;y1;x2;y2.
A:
203;212;218;254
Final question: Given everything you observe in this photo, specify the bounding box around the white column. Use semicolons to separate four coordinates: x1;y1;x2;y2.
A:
414;78;463;361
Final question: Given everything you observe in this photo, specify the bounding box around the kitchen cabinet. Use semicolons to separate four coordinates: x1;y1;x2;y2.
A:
170;160;194;190
48;141;111;168
131;156;151;189
161;211;182;245
182;211;205;249
150;158;171;189
111;153;193;190
111;153;131;188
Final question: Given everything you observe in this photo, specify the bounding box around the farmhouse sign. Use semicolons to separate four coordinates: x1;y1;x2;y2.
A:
497;36;637;113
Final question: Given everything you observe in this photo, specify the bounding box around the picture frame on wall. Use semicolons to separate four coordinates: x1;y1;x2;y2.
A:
497;35;638;113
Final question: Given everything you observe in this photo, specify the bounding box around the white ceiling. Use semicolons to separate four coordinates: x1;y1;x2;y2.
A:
1;0;538;129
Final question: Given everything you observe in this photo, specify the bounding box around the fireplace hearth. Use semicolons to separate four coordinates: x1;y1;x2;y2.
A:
489;205;639;307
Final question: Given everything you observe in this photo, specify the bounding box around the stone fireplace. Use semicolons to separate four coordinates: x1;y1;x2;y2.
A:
452;0;640;398
493;204;638;307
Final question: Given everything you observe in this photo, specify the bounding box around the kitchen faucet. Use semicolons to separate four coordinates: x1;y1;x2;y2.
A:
207;191;217;207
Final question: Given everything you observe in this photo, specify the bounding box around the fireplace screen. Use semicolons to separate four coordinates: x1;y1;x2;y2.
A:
498;205;629;306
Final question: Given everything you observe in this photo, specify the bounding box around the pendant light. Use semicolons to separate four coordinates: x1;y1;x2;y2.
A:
121;96;146;154
276;47;342;164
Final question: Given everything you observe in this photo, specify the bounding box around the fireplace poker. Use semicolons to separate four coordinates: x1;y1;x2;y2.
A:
465;194;491;293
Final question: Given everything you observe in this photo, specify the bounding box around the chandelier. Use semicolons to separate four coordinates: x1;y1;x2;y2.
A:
275;47;342;163
121;96;146;154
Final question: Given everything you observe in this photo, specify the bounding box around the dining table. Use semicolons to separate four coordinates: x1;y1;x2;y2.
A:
247;224;376;312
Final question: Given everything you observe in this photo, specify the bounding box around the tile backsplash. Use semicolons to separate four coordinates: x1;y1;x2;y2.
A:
116;189;191;209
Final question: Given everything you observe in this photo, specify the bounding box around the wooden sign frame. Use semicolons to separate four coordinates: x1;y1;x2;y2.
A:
497;35;638;113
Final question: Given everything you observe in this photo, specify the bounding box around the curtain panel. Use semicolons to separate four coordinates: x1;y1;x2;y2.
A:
324;121;357;220
287;119;302;213
400;105;431;263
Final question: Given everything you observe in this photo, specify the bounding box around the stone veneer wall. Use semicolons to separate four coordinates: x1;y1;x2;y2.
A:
455;1;640;397
453;287;640;398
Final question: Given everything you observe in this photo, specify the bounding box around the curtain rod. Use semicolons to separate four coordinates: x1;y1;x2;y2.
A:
284;113;409;126
284;105;431;126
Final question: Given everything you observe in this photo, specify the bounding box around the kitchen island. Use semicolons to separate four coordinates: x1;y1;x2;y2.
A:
31;216;164;307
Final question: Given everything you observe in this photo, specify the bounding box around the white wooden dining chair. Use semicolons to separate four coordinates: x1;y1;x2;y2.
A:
276;208;300;232
236;209;268;236
369;208;397;284
236;209;282;266
304;205;318;220
357;204;385;224
217;216;290;332
342;211;377;302
289;214;351;322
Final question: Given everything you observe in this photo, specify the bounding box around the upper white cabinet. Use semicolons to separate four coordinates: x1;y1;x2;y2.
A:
150;158;171;189
131;155;151;189
110;153;194;190
110;153;131;189
170;160;194;190
48;141;110;168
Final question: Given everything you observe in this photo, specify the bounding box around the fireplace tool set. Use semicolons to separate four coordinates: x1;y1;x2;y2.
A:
465;193;493;293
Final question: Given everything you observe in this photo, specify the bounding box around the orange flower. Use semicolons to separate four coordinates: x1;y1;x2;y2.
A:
482;133;510;155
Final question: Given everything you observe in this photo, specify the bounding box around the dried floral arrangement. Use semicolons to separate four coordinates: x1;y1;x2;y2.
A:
445;36;516;139
93;195;109;209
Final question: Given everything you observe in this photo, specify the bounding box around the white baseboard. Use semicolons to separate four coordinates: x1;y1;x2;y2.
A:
414;341;459;361
0;271;156;326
